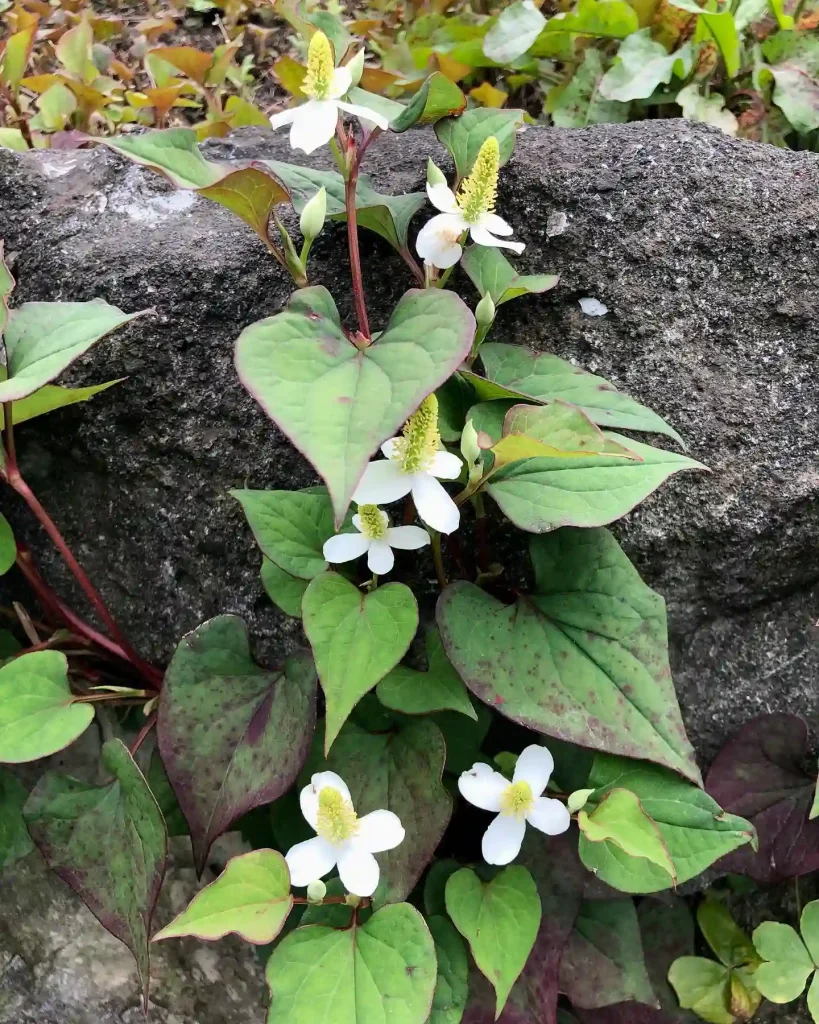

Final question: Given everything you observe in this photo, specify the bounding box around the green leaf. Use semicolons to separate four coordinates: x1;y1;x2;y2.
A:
260;557;309;618
485;434;703;532
0;512;15;575
437;528;701;783
549;48;631;127
0;768;34;867
377;627;477;719
0;127;28;151
763;30;819;75
811;773;819;821
428;914;469;1024
435;108;525;180
232;489;335;580
103;127;224;188
265;902;437;1023
146;751;188;837
578;788;676;883
483;1;547;63
198;166;289;245
0;374;123;428
698;897;759;969
0;300;144;403
676;84;739;135
316;718;451;905
153;849;293;944
445;865;541;1017
534;0;639;47
235;287;474;524
158;615;317;872
23;738;167;998
302;573;418;752
802;902;819;965
600;30;693;102
668;0;741;77
560;897;657;1008
580;753;754;892
461;245;559;306
388;72;467;131
0;651;93;763
668;957;734;1024
33;81;76;131
769;67;819;134
500;401;641;459
753;920;813;1002
476;341;683;443
434;704;493;775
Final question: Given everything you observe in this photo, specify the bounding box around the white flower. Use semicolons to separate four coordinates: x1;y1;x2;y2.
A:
269;32;389;154
352;395;462;535
416;135;524;270
285;771;405;897
323;504;430;575
458;745;571;865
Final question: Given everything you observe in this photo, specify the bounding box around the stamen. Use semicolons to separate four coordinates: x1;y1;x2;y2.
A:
302;31;334;101
315;787;358;845
393;394;441;475
358;504;387;540
499;780;534;819
457;136;500;224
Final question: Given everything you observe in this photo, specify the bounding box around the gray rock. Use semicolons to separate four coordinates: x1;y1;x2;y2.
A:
1;119;818;768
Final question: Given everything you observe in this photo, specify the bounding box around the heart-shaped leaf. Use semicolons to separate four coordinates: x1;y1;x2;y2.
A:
428;914;469;1024
0;768;33;867
158;615;317;872
235;287;474;524
0;369;122;428
232;488;336;580
302;572;418;751
578;788;675;884
0;300;145;403
0;241;13;334
388;72;467;130
198;166;289;245
667;957;734;1023
316;718;451;905
501;402;640;459
261;557;309;618
265;903;437;1023
461;245;559;306
435;108;524;179
377;627;477;719
446;865;541;1017
437;528;701;783
153;848;293;944
483;0;547;63
0;512;15;575
752;916;815;1003
0;650;94;763
24;739;167;1000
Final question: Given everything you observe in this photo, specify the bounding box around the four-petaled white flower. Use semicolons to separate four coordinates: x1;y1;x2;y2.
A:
323;504;430;575
458;745;571;865
416;135;525;270
270;31;389;154
285;771;405;897
353;394;462;535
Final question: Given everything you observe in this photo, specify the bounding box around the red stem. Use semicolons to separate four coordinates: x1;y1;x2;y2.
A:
345;164;370;340
129;712;157;756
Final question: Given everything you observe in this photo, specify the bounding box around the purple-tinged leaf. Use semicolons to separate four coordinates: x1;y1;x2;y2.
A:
637;897;697;1021
157;615;317;873
23;739;167;1003
576;1006;677;1023
706;713;819;884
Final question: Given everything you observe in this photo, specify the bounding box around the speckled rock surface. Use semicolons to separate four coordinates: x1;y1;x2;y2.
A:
0;120;818;765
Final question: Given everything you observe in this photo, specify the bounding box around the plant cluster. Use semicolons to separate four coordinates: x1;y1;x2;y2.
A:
1;19;819;1024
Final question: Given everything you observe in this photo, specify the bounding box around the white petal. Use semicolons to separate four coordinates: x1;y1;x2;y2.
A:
385;525;430;550
289;100;338;155
412;473;460;534
416;213;466;269
352;459;412;506
482;814;526;866
337;847;380;897
527;797;571;836
354;809;405;853
470;222;525;254
479;212;514;236
336;99;390;131
426;181;459;214
269;107;299;129
429;450;463;481
367;539;395;575
285;836;337;886
323;532;370;564
310;771;352;805
381;438;400;459
329;65;352;98
458;762;508;811
299;783;319;829
513;744;554;796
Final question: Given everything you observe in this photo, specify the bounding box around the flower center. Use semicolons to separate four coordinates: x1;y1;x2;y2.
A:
358;504;387;540
456;136;500;224
302;31;334;101
499;780;534;819
315;787;358;845
392;394;441;475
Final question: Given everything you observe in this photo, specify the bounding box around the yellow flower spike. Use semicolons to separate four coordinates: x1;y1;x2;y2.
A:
357;504;387;540
315;786;359;845
500;780;535;819
457;136;500;225
302;30;335;101
394;394;441;475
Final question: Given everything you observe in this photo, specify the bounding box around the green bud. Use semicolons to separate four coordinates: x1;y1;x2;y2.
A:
300;186;327;241
345;48;366;87
344;892;362;908
475;292;496;327
306;879;327;903
426;158;447;188
460;419;481;469
567;787;595;814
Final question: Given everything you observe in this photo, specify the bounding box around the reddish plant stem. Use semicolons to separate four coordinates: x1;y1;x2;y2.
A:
129;712;157;756
345;164;370;340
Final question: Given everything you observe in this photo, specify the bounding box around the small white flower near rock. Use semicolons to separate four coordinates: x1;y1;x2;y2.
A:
323;504;430;575
458;745;570;865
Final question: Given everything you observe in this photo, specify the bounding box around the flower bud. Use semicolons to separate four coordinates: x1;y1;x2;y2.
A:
460;419;481;469
306;879;327;903
300;186;327;241
567;788;594;814
475;292;496;327
426;158;447;188
345;48;366;88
